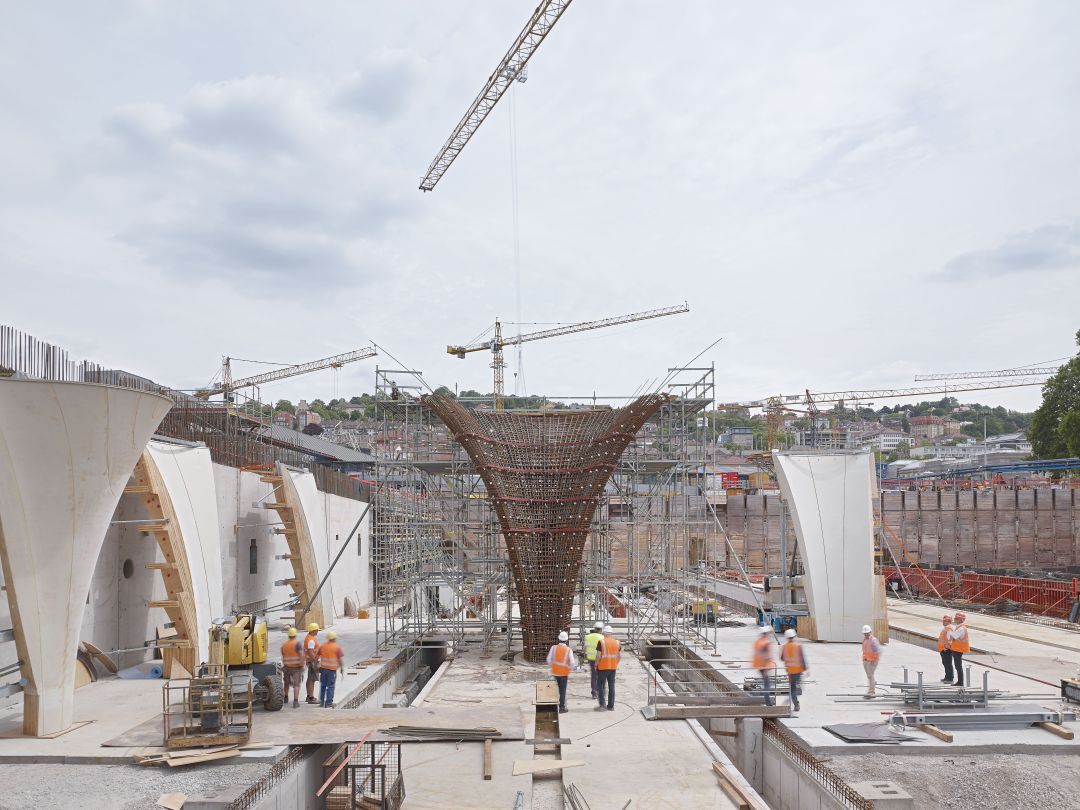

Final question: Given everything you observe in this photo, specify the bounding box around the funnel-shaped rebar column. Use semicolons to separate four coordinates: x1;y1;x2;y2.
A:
0;380;171;735
423;394;668;662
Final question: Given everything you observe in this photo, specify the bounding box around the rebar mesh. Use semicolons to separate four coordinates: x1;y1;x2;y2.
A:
422;393;669;662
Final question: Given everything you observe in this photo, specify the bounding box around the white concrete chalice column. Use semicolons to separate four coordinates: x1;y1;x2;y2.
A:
0;379;172;736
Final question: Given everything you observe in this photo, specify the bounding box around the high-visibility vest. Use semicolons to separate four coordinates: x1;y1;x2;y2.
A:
752;636;774;670
304;633;320;661
937;626;952;652
951;625;970;654
597;637;621;671
281;638;304;667
319;641;343;670
862;637;880;663
550;643;572;677
584;632;603;662
781;641;805;675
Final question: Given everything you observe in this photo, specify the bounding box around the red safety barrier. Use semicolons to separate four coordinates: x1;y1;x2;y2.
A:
883;566;1079;618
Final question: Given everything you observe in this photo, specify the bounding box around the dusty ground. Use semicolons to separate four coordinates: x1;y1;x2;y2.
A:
829;752;1080;810
0;761;270;810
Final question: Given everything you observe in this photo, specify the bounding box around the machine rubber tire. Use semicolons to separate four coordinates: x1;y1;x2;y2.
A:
261;674;285;712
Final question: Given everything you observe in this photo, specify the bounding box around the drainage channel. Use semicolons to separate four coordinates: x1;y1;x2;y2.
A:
529;701;565;810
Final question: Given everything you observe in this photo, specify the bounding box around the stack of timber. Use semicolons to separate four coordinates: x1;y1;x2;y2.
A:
136;744;241;767
383;725;501;742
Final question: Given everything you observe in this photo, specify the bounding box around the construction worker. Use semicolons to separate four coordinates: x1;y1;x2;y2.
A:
949;612;970;687
938;614;955;683
546;631;579;713
584;620;604;698
595;625;621;711
780;629;807;712
752;626;775;707
861;625;882;699
318;630;344;708
280;627;306;709
303;623;321;704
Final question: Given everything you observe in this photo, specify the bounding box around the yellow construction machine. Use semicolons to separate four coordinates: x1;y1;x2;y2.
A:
206;613;284;711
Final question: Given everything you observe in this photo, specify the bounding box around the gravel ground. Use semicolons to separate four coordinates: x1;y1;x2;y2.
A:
829;752;1080;810
0;761;271;810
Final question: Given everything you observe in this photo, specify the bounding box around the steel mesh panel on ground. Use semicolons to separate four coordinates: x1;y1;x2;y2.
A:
422;393;669;661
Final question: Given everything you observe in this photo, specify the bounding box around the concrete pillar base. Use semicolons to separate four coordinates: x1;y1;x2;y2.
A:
851;781;914;809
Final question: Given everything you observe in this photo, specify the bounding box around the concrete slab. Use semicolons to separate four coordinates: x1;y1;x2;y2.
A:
685;620;1080;755
0;616;382;762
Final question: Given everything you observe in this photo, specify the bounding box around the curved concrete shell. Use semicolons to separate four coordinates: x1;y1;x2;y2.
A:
773;450;875;642
423;394;669;662
143;440;224;667
0;380;171;735
278;465;335;628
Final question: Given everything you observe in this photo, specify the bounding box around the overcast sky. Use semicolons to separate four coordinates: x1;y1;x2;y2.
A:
3;2;1078;412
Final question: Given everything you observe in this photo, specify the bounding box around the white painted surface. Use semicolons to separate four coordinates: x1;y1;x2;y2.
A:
0;380;171;734
280;466;335;623
146;440;224;661
773;451;875;642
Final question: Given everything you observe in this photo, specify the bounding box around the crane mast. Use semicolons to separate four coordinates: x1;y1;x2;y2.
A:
448;303;689;410
419;0;574;191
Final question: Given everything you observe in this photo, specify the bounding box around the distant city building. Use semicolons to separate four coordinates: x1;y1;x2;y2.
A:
856;427;910;452
719;427;755;449
909;415;946;440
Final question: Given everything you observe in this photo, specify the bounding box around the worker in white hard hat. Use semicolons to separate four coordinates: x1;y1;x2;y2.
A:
546;630;579;713
938;614;955;684
304;622;321;704
584;620;605;699
861;625;882;699
751;625;776;707
949;612;970;687
594;626;621;711
780;629;807;712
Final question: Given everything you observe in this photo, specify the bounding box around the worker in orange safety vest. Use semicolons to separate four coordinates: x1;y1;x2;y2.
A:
304;623;321;704
780;629;807;712
937;614;954;684
280;627;306;709
949;612;971;687
546;630;579;713
595;626;621;711
752;626;776;707
861;625;882;699
318;631;344;708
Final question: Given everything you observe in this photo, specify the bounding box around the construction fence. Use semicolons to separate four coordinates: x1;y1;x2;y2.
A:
882;565;1079;619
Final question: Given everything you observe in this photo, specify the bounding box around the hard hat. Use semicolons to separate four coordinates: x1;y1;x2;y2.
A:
943;614;953;621
861;625;872;634
784;629;796;638
558;631;569;641
287;627;298;637
308;623;320;632
954;612;966;621
759;625;771;635
602;625;614;634
593;621;604;630
326;631;337;640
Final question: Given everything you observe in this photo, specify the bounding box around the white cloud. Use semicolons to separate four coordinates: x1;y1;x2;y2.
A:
941;222;1080;279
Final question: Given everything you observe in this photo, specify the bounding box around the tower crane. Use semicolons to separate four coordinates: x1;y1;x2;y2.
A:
719;374;1051;452
914;366;1060;381
447;303;689;410
195;346;378;401
419;0;574;191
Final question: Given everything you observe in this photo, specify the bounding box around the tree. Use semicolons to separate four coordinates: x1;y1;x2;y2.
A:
1030;330;1080;459
275;399;295;414
301;423;324;436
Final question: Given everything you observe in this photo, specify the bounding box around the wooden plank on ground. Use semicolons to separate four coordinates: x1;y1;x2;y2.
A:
535;681;559;705
512;759;585;776
712;762;750;810
483;737;493;781
916;723;953;743
156;794;186;810
166;749;240;768
1038;721;1075;740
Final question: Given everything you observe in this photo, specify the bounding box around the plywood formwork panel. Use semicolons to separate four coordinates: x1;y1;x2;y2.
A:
773;451;875;642
272;464;334;628
0;380;170;735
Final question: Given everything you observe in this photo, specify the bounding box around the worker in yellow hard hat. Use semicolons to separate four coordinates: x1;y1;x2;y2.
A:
304;623;321;704
280;627;304;708
318;630;345;708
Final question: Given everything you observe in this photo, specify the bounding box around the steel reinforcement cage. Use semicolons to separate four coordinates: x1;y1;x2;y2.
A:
371;366;725;659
